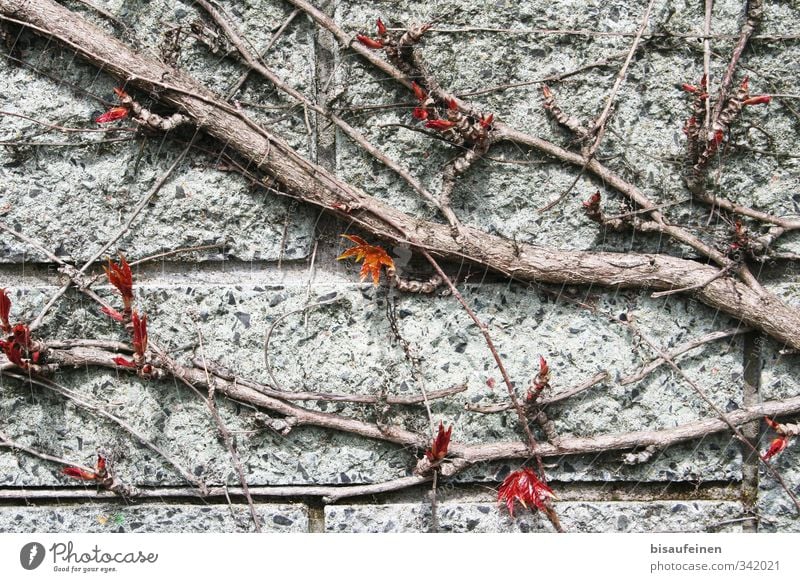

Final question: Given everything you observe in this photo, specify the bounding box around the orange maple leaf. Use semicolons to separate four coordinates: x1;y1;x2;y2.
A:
337;235;394;286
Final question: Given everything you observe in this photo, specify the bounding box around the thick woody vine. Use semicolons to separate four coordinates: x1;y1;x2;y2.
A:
0;0;798;532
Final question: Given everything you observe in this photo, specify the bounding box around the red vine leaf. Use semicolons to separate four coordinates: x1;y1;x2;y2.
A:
0;323;39;369
0;338;26;368
762;436;788;461
104;254;134;313
498;467;556;517
337;234;395;286
424;421;452;462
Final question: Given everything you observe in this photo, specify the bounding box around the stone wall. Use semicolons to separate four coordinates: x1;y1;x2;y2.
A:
0;0;798;532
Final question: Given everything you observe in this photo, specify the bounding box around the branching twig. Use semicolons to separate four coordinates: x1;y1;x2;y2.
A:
189;327;261;532
624;321;800;514
417;248;564;532
619;327;750;385
1;370;205;493
465;371;608;414
193;0;459;231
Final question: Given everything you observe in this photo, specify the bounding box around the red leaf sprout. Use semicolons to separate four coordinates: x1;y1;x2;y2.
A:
62;466;98;481
762;416;794;461
376;18;387;36
95;107;129;124
743;95;771;106
498;467;556;517
425;119;456;131
411;82;427;103
425;421;452;463
131;311;148;358
101;305;124;322
0;288;11;333
582;192;602;223
527;355;551;400
356;34;383;49
412;107;429;120
104;254;134;315
762;437;788;461
62;455;107;481
113;356;137;368
96;87;131;123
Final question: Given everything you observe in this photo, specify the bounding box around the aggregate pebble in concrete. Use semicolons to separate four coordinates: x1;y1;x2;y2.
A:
325;500;745;533
0;503;308;533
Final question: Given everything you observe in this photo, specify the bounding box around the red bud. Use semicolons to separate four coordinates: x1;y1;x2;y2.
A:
425;119;456;131
357;34;383;49
113;356;137;368
410;81;427;103
96;107;129;124
743;95;771;106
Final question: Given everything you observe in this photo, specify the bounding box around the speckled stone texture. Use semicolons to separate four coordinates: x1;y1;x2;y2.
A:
0;0;798;533
0;503;308;533
325;501;745;533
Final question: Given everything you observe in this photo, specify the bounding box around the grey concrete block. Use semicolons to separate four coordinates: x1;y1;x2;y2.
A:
0;4;316;264
758;263;800;532
757;449;800;532
325;500;745;533
0;503;308;533
0;278;744;488
330;0;796;259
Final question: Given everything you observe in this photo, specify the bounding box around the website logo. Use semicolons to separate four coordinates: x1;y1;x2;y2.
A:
20;542;46;570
